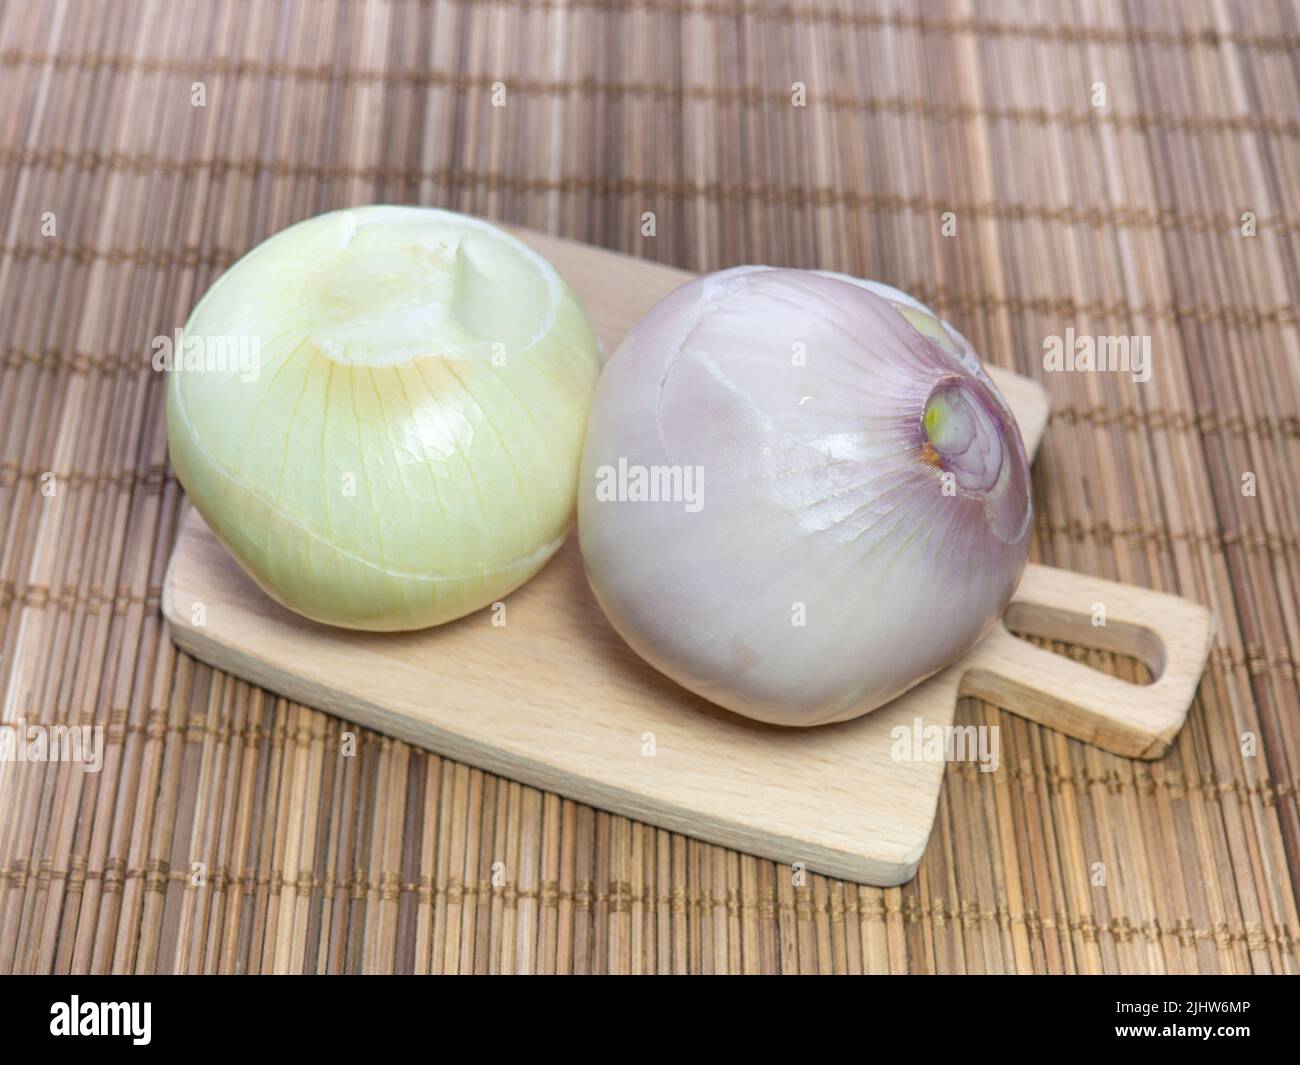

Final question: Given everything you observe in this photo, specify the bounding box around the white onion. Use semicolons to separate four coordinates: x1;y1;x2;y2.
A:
167;206;601;630
578;267;1032;725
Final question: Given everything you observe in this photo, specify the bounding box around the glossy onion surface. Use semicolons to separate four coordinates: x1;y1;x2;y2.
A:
168;206;601;630
579;267;1032;725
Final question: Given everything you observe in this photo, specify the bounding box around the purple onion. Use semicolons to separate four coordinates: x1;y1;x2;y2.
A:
579;267;1032;725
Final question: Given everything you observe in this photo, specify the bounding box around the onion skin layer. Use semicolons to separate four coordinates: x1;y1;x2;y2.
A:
167;206;601;631
578;267;1032;726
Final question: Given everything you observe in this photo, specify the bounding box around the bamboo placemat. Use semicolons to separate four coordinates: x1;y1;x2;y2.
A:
1;0;1297;974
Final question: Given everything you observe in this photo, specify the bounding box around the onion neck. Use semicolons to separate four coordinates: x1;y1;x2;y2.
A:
303;234;469;366
920;375;1006;494
299;215;556;368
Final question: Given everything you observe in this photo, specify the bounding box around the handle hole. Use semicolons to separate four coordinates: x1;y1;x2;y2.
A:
1003;603;1165;684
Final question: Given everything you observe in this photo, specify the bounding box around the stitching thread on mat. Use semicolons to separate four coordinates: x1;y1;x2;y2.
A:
1037;519;1300;557
0;348;148;375
4;149;1298;238
949;763;1299;804
2;862;1295;954
2;46;1298;140
0;462;171;492
0;1;1296;53
1208;646;1298;680
2;240;1296;331
1053;404;1300;442
905;286;1298;327
0;580;162;615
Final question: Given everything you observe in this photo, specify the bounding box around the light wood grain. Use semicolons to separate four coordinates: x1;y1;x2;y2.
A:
909;565;1213;760
161;229;1210;885
167;519;952;886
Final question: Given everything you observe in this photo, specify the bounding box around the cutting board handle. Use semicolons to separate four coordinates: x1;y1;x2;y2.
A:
960;563;1213;758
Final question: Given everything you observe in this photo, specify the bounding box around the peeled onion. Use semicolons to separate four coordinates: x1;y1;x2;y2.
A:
578;267;1032;725
167;206;601;630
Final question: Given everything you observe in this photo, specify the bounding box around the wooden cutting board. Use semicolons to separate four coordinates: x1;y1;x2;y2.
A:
162;230;1213;886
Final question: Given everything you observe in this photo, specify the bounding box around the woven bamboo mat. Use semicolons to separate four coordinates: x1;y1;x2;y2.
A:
1;0;1297;975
